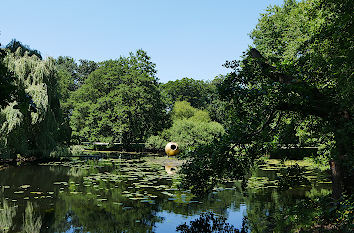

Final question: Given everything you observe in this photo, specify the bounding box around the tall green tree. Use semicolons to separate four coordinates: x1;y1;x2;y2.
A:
70;50;166;147
54;57;98;137
161;77;214;110
182;0;353;198
55;56;98;92
161;76;228;124
246;0;353;197
0;46;68;157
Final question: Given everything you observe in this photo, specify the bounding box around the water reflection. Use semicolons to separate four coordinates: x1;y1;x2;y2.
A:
165;165;178;175
0;199;16;232
23;202;42;233
0;156;331;232
176;212;248;233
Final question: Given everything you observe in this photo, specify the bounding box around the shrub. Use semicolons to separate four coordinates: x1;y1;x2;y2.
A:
146;101;225;155
164;119;224;151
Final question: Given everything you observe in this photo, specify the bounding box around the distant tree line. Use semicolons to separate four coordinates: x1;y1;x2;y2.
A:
0;1;352;223
0;40;227;157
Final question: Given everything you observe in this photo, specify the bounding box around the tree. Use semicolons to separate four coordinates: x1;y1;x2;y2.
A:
161;77;228;124
181;0;353;198
54;57;98;138
70;50;167;147
204;75;229;124
246;0;353;197
55;56;98;94
5;39;42;59
0;46;68;157
77;59;98;86
161;78;214;110
0;45;15;108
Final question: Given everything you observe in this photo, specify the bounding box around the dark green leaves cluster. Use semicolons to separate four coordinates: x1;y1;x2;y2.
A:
161;77;214;110
181;0;353;197
70;50;166;147
5;39;42;59
0;45;15;108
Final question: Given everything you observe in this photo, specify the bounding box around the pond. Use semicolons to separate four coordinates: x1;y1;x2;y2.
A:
0;154;331;232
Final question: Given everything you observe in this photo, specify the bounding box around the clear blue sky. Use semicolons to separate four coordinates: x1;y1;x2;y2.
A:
0;0;284;83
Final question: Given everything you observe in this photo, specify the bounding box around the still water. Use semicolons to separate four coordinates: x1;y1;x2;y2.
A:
0;154;330;232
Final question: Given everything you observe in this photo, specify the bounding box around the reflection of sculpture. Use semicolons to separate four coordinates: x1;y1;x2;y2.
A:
165;165;178;175
165;142;180;156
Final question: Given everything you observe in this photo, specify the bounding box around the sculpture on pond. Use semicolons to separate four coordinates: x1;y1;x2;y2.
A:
165;142;180;156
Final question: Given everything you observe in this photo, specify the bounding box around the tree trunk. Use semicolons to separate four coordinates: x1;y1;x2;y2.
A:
330;160;342;200
331;119;353;200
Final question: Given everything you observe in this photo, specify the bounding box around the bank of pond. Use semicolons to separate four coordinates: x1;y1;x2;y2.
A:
0;152;332;232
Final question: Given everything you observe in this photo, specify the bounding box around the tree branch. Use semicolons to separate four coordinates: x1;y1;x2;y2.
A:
247;48;339;119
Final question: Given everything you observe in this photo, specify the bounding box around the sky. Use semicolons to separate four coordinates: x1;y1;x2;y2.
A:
0;0;284;83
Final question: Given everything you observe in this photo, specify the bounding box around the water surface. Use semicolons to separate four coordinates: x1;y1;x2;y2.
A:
0;155;331;232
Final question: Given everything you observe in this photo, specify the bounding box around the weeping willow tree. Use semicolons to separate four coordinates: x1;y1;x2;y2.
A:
0;46;68;158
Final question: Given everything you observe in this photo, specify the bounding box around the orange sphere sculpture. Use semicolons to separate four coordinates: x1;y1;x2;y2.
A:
165;142;180;156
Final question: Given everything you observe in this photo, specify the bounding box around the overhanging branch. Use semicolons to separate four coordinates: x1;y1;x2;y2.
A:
248;48;339;119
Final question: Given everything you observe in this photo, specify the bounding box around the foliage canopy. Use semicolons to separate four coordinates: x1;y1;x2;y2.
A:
0;46;68;157
70;50;166;147
161;78;214;110
181;0;353;197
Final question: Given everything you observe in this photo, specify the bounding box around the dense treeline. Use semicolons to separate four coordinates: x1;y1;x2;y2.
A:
0;41;222;156
0;0;352;230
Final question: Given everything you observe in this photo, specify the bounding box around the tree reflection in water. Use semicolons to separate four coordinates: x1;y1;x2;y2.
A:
23;202;42;233
0;156;332;232
0;199;16;232
177;212;248;233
